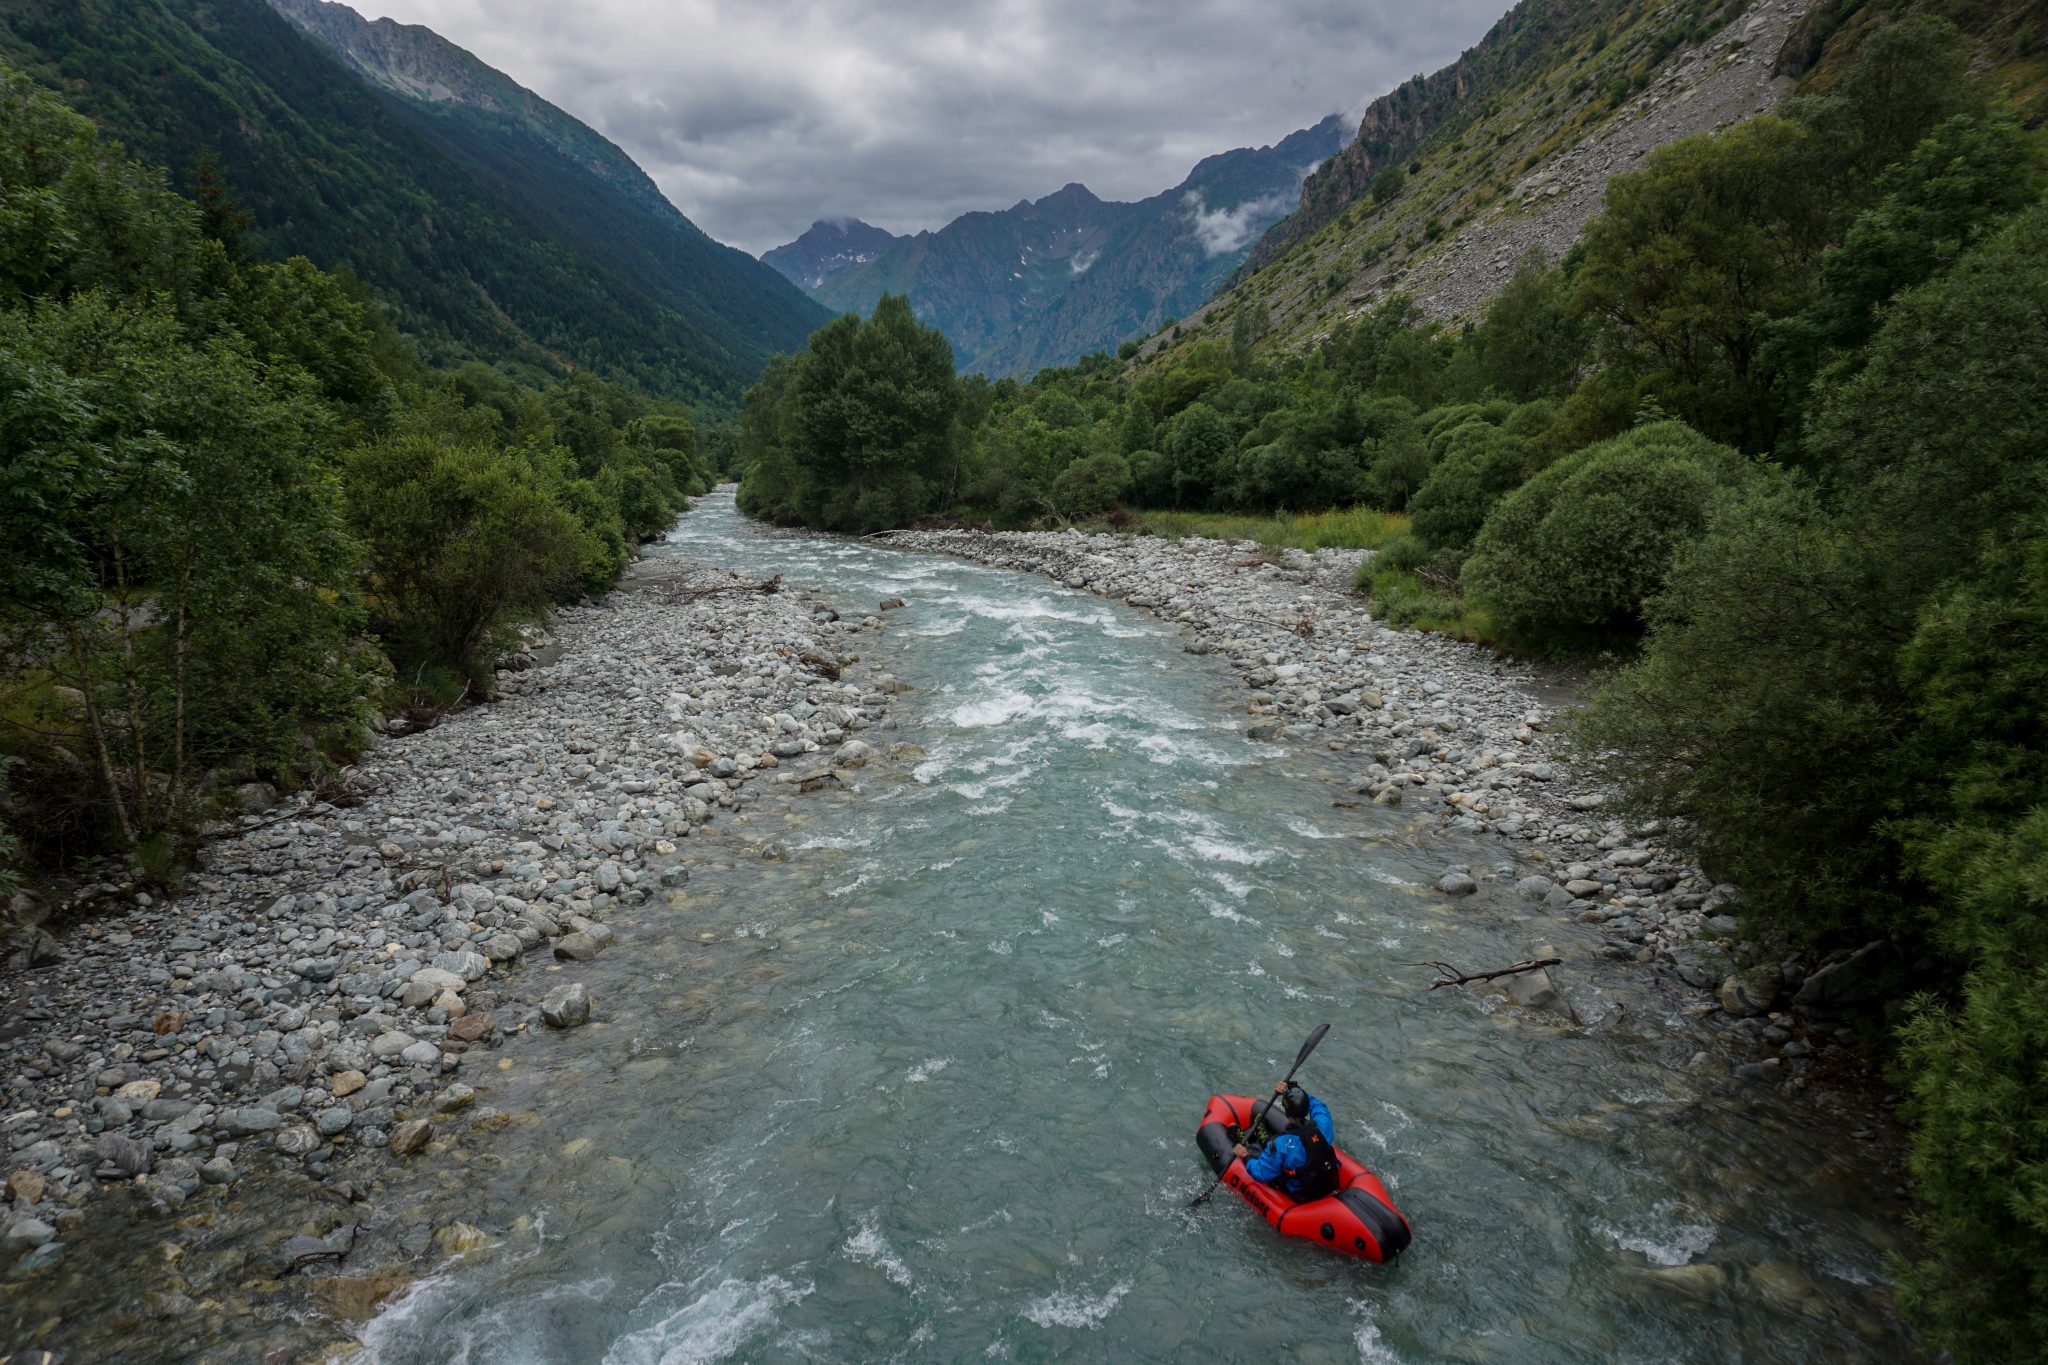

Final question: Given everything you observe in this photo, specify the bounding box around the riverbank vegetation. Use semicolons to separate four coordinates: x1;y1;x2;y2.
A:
0;71;713;890
736;17;2048;1354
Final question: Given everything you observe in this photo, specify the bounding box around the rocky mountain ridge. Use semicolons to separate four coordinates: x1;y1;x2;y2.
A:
789;115;1350;375
761;218;908;292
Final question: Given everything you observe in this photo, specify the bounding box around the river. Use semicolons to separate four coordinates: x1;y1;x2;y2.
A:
350;493;1912;1363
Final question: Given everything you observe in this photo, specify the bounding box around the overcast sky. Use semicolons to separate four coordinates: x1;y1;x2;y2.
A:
355;0;1512;256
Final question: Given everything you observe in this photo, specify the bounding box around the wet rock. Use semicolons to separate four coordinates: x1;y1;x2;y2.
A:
434;1083;476;1113
1718;965;1782;1018
554;932;606;962
1637;1263;1728;1299
315;1107;354;1138
331;1070;367;1097
878;597;905;610
434;1221;490;1256
541;983;592;1029
214;1107;283;1138
94;1134;151;1178
1438;868;1478;896
5;1217;56;1249
274;1124;321;1157
388;1119;433;1156
447;1013;496;1043
7;1170;45;1205
1791;940;1892;1011
399;1039;444;1067
199;1157;236;1185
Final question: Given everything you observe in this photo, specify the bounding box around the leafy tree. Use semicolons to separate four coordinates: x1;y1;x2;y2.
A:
1464;420;1751;642
1889;526;2048;1361
343;432;592;684
1407;420;1526;555
1573;115;1830;449
1465;251;1585;400
749;295;963;532
1763;110;2044;456
1164;403;1233;509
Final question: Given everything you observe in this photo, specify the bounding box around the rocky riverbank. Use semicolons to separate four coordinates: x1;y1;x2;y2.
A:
881;525;1883;1090
0;547;901;1285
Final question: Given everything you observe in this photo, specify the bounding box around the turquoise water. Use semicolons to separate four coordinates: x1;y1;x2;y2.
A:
358;493;1913;1363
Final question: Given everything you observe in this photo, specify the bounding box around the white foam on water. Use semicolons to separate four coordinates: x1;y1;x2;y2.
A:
603;1275;814;1365
843;1213;915;1288
360;1273;616;1365
1273;941;1296;958
1211;869;1254;899
793;833;871;851
1096;932;1128;948
906;1058;952;1083
988;939;1013;955
910;616;967;637
959;1209;1014;1233
1285;816;1347;840
951;690;1035;728
1040;909;1060;927
1347;1299;1402;1363
826;874;871;900
1597;1200;1717;1267
1061;720;1117;747
1021;1279;1133;1330
1316;926;1343;939
1188;835;1275;866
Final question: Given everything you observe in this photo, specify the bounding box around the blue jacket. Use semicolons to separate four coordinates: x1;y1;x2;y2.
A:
1244;1093;1334;1186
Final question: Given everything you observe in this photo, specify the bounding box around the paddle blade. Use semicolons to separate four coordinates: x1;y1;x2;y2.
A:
1289;1022;1331;1077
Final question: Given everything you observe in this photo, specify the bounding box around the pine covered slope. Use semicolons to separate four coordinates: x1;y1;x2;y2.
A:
0;0;826;409
802;115;1349;376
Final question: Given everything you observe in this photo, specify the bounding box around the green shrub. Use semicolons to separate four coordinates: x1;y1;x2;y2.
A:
1407;422;1527;555
343;434;593;685
1889;526;2048;1359
1050;451;1132;520
1464;420;1751;642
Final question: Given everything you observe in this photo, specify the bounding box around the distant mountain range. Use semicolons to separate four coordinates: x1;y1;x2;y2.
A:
768;115;1349;376
762;218;907;293
0;0;826;409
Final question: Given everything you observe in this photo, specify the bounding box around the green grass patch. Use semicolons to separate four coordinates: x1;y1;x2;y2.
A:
1114;507;1409;552
1355;562;1498;643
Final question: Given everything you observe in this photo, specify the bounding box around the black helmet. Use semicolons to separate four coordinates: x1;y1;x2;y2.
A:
1282;1084;1310;1120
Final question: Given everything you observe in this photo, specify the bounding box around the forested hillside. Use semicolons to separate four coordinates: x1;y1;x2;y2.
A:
0;71;714;893
734;13;2048;1354
0;0;825;409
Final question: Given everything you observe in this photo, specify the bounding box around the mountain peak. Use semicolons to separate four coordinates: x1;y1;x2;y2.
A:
762;218;907;292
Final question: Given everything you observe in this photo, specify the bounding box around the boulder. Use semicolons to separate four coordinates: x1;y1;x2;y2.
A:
541;983;592;1029
1719;965;1783;1018
388;1118;433;1156
1792;940;1892;1011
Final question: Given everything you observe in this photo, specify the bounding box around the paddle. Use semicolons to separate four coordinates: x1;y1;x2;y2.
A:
1189;1022;1331;1209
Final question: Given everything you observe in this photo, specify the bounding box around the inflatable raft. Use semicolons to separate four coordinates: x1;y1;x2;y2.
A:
1195;1093;1411;1262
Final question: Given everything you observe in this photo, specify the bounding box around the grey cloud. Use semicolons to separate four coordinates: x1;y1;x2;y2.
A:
1185;189;1296;257
360;0;1513;254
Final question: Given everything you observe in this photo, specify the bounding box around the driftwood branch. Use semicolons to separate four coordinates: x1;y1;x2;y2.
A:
1403;957;1561;991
